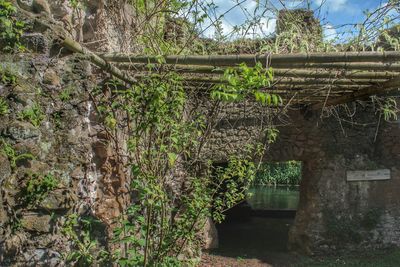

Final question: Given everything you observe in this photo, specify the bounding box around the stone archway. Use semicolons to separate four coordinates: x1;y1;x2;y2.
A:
203;102;400;254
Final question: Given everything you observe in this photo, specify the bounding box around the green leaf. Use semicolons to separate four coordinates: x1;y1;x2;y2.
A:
272;94;278;106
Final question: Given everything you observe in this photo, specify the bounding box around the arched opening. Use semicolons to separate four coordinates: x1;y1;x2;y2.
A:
210;161;303;264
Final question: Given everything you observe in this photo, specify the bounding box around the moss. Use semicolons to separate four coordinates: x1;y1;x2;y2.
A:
323;208;383;246
361;208;382;230
298;248;400;267
324;210;363;244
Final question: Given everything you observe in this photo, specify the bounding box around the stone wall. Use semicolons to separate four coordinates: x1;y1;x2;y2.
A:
0;51;99;264
2;1;400;262
0;14;125;264
202;100;400;254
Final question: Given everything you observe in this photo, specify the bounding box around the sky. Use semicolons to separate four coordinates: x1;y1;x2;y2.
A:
196;0;399;41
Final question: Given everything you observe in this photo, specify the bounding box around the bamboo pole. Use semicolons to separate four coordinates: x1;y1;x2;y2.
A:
169;62;400;71
14;2;399;107
272;62;400;71
272;69;399;79
120;64;400;79
186;84;366;89
184;86;344;96
179;76;387;85
101;51;400;65
312;76;400;109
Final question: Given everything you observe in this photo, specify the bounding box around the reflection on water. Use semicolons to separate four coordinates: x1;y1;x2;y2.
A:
247;185;299;210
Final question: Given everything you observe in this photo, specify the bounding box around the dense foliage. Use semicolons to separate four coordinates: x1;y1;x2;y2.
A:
59;63;273;266
0;0;25;52
254;161;302;186
3;0;400;266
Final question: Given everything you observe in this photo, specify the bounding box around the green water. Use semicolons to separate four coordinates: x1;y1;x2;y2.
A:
247;185;299;210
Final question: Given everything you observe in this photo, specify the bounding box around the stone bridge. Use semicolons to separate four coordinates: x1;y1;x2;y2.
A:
2;2;399;263
201;100;400;253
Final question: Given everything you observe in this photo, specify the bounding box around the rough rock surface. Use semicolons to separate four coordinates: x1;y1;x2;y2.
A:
1;1;399;265
201;99;400;254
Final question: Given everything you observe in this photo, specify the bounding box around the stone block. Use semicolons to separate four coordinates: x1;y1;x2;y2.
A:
17;0;34;11
32;0;51;14
39;189;77;210
202;217;218;249
2;121;41;141
23;248;62;266
0;154;11;183
43;69;61;86
21;33;48;53
21;213;52;233
2;233;27;257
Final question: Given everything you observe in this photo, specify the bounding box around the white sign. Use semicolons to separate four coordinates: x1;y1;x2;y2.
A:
346;169;391;181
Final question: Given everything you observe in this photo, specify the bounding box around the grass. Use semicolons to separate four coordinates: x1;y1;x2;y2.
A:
298;249;400;267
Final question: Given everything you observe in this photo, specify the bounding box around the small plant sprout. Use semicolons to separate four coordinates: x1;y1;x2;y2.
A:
23;173;58;206
0;97;9;115
0;139;35;169
18;102;45;127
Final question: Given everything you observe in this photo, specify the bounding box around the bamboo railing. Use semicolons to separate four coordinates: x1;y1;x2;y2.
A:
101;52;400;66
15;0;400;109
109;52;400;108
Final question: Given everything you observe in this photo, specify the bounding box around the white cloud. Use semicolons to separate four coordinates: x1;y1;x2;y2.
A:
243;18;277;37
285;0;305;9
314;0;348;12
323;23;337;41
199;0;277;39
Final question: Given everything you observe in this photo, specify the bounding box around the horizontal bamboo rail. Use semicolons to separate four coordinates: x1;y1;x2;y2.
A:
272;62;400;71
17;2;397;107
101;51;400;66
182;85;370;94
118;61;400;71
120;64;400;79
179;76;387;85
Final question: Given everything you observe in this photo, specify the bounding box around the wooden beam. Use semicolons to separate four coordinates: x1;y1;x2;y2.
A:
312;76;400;109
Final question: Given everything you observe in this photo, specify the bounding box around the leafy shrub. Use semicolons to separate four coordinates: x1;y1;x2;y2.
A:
0;0;25;52
211;62;281;106
62;214;109;266
254;161;302;186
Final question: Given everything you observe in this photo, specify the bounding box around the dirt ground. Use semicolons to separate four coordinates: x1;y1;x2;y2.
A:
200;253;272;267
198;217;304;267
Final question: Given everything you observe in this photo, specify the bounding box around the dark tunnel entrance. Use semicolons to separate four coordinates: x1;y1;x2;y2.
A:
211;161;302;263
